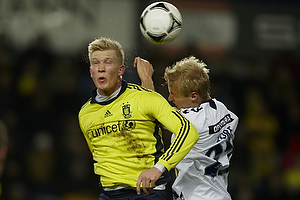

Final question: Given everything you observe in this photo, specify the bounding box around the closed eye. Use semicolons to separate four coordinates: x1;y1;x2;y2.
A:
105;59;113;65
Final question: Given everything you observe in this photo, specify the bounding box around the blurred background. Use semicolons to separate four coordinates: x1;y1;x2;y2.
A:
0;0;300;199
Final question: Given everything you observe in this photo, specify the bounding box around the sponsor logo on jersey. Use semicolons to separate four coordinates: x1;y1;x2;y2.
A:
209;114;234;134
217;126;234;142
104;110;112;118
122;102;132;119
89;121;122;138
88;120;136;138
122;120;136;131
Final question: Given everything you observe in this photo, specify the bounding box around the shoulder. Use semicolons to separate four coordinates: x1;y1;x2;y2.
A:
127;83;152;92
80;98;91;110
180;106;206;128
198;98;228;112
126;83;164;99
205;98;239;123
79;98;93;116
212;99;237;118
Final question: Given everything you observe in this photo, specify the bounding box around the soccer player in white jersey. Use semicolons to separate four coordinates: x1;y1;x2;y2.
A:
78;38;199;200
140;56;239;200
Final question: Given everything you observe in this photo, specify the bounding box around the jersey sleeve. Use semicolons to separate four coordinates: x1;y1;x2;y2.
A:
143;92;199;171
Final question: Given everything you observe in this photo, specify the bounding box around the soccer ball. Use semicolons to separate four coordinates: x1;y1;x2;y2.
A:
139;2;182;44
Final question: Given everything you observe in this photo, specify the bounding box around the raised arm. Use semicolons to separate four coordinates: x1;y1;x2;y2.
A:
134;57;155;91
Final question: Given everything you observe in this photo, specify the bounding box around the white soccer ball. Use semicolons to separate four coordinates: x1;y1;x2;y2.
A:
139;1;182;44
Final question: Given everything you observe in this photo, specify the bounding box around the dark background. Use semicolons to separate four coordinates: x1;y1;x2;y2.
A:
0;0;300;199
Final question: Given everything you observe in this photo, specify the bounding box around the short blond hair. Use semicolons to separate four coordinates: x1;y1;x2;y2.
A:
164;56;211;99
88;37;125;66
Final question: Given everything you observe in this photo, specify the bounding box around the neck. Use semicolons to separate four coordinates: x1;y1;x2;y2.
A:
96;85;122;103
196;96;211;107
99;79;122;96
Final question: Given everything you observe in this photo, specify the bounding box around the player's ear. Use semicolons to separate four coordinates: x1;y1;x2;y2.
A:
191;92;199;99
118;65;125;76
89;67;92;78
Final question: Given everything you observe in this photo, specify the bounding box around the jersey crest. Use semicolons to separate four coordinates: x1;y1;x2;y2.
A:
122;102;132;119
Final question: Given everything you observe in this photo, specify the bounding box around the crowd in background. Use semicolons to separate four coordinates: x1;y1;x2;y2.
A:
0;30;300;200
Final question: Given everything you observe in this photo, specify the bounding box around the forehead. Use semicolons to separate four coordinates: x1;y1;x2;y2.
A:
168;81;180;93
91;50;116;60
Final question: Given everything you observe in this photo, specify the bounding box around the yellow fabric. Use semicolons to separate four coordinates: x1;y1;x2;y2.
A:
78;82;198;188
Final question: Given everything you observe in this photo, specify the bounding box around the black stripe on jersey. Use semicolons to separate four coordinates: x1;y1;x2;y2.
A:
161;111;190;161
171;111;191;153
161;110;190;161
202;98;217;110
127;83;152;92
153;120;164;163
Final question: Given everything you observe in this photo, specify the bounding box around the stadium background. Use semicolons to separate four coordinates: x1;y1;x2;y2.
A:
0;0;300;199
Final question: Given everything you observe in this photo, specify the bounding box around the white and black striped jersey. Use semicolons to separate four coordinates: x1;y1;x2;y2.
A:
172;98;238;200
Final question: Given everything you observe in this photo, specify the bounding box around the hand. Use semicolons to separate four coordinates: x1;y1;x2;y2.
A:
134;57;154;90
136;167;162;195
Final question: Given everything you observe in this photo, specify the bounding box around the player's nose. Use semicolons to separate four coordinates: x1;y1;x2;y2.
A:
97;63;105;72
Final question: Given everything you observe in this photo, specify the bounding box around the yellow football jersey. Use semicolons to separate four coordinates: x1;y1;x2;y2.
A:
78;81;198;188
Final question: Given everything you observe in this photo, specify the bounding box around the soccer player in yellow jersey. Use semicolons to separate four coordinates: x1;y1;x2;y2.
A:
78;37;199;200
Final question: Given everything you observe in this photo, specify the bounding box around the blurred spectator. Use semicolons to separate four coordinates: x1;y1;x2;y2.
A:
243;86;280;199
26;130;58;199
282;134;300;199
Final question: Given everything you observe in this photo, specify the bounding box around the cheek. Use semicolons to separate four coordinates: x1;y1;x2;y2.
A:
90;68;97;78
176;98;185;105
89;68;93;77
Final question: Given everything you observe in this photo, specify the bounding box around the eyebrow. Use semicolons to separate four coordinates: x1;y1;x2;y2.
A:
91;57;113;61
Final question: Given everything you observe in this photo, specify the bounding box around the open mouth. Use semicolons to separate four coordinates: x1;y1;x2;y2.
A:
98;77;105;82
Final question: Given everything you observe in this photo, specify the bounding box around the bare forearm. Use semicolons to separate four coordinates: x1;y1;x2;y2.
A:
141;78;154;90
134;57;155;90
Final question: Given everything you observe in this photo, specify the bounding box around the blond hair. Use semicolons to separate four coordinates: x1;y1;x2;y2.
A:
88;37;125;66
164;56;211;99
